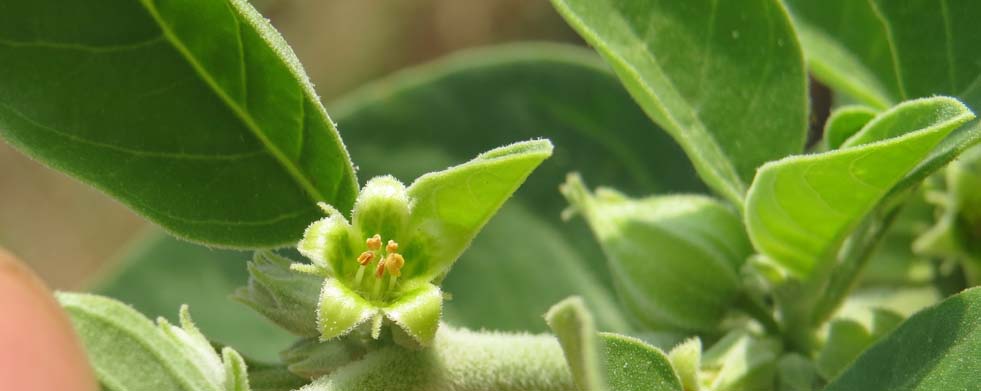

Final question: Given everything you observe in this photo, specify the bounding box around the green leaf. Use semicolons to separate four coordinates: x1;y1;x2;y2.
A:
746;97;974;277
600;333;682;391
816;309;903;380
0;0;357;247
298;327;575;391
335;44;686;332
701;330;781;391
787;0;981;109
562;174;752;332
784;0;898;109
95;232;295;362
549;0;808;204
824;106;879;150
57;293;247;391
403;140;553;284
825;287;981;390
545;296;607;391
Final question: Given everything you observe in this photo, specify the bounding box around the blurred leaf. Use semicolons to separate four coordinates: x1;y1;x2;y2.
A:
0;0;358;247
701;330;781;391
825;287;981;390
561;174;751;332
746;97;973;277
787;0;981;109
824;106;879;150
550;0;807;204
95;231;295;362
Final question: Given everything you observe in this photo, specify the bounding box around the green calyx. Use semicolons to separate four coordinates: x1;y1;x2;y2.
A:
292;139;554;348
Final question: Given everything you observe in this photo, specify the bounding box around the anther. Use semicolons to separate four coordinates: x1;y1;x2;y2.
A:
366;234;382;251
356;251;374;266
385;253;405;277
386;240;399;253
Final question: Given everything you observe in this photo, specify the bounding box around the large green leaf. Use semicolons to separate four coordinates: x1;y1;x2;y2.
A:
746;97;974;277
333;43;703;332
0;0;357;247
786;0;981;108
549;0;808;204
825;287;981;390
95;232;295;362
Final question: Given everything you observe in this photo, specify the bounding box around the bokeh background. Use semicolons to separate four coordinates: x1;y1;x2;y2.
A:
0;0;582;290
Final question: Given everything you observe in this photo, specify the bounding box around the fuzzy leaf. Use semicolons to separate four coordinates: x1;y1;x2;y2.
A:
545;296;607;391
0;0;358;247
746;97;974;277
549;0;807;204
402;139;553;284
58;293;245;391
826;287;981;391
562;175;751;331
600;333;682;391
299;327;574;391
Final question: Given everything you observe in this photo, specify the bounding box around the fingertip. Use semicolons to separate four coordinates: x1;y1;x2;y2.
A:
0;249;99;391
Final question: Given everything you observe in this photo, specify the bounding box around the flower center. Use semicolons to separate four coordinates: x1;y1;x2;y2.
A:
354;233;405;300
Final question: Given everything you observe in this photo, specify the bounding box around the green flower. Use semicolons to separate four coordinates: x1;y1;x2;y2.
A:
293;140;552;347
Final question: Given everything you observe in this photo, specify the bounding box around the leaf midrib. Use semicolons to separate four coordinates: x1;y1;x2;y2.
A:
137;0;327;204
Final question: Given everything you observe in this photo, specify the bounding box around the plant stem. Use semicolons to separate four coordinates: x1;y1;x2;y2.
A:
810;204;904;326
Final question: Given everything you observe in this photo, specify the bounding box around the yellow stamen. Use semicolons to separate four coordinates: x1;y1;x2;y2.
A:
375;258;387;278
366;234;382;251
385;253;405;277
386;240;399;253
356;251;375;266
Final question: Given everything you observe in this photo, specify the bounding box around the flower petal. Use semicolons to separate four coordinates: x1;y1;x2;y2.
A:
382;283;442;347
298;212;353;275
317;278;377;341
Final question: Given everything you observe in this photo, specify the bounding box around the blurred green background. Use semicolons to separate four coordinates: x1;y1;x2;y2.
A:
0;0;580;290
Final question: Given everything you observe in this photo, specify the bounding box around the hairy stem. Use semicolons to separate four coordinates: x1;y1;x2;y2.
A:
299;326;575;391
